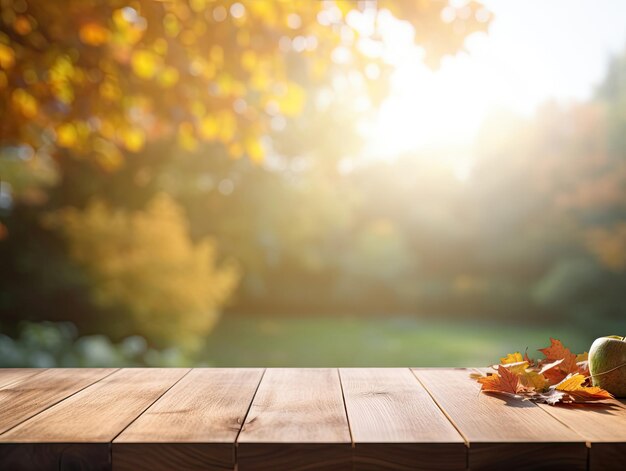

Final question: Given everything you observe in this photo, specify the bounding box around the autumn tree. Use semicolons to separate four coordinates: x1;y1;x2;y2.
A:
0;0;490;168
0;0;491;345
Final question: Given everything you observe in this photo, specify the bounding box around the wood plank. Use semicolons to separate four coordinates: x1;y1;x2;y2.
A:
0;368;188;471
413;368;588;470
536;399;626;471
0;368;116;435
0;369;45;389
237;368;351;471
340;368;466;470
113;368;264;471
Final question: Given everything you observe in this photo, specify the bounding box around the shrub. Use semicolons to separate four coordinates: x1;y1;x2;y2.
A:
50;193;240;349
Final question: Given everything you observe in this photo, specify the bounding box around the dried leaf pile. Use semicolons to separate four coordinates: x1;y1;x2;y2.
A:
471;338;613;405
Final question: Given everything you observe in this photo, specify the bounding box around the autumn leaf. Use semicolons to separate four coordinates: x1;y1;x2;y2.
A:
576;352;589;363
477;365;524;396
500;352;523;364
496;360;548;391
539;358;567;384
519;370;549;391
555;374;614;402
539;338;578;374
576;352;590;377
497;360;529;375
523;349;534;366
532;389;567;405
472;338;613;406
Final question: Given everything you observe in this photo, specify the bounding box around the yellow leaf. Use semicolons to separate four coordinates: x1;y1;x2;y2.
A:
520;370;548;391
131;50;160;79
163;13;181;38
199;116;218;140
57;123;78;148
500;352;523;364
0;44;16;69
245;137;264;162
555;374;586;391
120;127;145;152
12;89;38;118
555;373;613;402
158;66;179;87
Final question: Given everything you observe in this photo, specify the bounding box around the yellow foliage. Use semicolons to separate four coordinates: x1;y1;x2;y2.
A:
158;66;179;87
119;127;146;152
131;49;161;79
12;88;38;118
0;0;490;163
79;22;110;46
0;44;15;69
56;123;78;148
199;115;219;140
52;194;240;349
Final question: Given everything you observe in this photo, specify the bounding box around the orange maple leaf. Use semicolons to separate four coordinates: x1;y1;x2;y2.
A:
539;338;578;374
477;365;523;395
539;358;567;384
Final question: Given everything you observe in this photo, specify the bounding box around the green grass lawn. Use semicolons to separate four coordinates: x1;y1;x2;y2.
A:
201;315;614;367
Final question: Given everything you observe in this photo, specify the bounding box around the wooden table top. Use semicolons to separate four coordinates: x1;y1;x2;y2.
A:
0;368;624;470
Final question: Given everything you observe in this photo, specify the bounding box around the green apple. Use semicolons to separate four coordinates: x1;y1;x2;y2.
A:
589;335;626;397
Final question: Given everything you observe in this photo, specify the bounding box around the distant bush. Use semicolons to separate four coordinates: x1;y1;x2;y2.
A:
48;194;240;350
0;321;193;367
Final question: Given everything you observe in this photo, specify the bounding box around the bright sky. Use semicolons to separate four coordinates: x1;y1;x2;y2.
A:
367;0;626;160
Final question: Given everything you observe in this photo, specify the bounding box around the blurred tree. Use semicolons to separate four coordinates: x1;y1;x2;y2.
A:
48;193;240;349
0;0;493;343
0;0;490;169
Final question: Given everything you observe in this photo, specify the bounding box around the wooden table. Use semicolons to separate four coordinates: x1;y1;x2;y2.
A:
0;368;624;470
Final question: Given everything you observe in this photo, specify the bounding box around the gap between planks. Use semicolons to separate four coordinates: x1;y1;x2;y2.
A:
109;367;194;443
410;368;471;447
233;368;267;460
336;368;356;449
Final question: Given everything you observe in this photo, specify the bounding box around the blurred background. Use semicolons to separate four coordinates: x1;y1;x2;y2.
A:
1;0;625;367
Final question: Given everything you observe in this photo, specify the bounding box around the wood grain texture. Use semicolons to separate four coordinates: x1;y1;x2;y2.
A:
536;400;626;471
0;368;188;471
0;369;45;389
237;368;351;471
340;368;465;470
413;368;588;470
0;368;116;435
113;368;264;471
